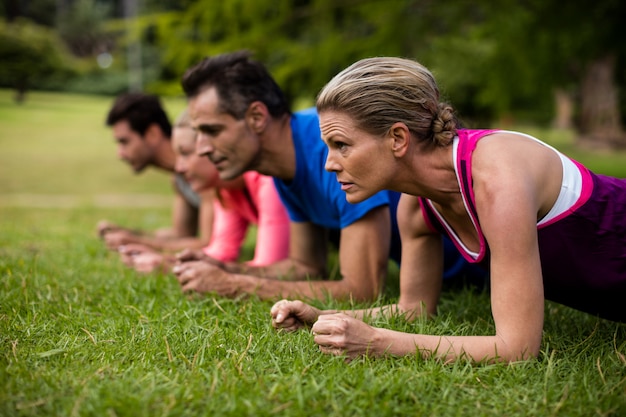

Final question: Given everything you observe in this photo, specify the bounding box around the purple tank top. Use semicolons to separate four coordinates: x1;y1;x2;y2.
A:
419;129;626;322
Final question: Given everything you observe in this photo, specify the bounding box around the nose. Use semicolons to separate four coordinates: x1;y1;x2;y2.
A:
195;132;214;156
324;150;342;173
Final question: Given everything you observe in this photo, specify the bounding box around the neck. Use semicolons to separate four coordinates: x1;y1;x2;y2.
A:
392;143;459;202
152;138;176;173
253;113;296;180
217;175;246;190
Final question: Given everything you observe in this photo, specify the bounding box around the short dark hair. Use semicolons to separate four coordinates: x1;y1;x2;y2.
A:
181;50;291;120
105;93;172;138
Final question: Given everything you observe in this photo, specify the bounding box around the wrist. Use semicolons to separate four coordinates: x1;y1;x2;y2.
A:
223;262;242;273
371;327;392;357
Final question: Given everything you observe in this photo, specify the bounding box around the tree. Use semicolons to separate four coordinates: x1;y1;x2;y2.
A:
0;19;75;102
56;0;115;57
138;0;454;100
112;0;626;148
492;0;626;146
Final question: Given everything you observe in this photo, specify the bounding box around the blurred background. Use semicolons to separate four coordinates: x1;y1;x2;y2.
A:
1;0;626;143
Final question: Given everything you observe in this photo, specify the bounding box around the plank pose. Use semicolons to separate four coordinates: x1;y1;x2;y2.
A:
272;57;626;363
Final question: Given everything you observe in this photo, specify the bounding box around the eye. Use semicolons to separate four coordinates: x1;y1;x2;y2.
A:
198;126;220;136
335;141;348;151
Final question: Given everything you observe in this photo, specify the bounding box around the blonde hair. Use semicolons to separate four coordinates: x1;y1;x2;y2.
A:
316;57;457;146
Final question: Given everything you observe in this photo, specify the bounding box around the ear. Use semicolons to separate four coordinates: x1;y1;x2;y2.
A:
388;122;410;157
245;101;270;134
144;123;165;146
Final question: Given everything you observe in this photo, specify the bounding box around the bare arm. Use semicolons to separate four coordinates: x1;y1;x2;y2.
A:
175;206;393;302
170;190;200;238
272;195;440;326
340;170;544;363
220;220;328;278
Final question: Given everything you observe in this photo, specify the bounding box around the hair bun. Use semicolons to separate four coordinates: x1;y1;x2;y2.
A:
431;102;456;146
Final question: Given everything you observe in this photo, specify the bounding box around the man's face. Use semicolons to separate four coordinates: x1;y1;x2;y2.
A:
111;120;154;173
189;87;261;181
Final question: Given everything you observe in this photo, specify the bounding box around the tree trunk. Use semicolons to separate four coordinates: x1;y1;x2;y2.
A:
577;54;626;148
552;88;573;130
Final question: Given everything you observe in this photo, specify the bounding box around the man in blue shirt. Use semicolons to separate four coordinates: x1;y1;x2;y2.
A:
173;51;470;301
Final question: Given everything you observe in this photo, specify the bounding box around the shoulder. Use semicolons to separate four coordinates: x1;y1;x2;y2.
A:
397;194;432;237
471;132;562;226
472;130;549;161
471;131;556;185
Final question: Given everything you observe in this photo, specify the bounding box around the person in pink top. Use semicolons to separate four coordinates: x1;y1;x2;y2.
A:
271;57;626;365
200;170;291;266
121;110;290;274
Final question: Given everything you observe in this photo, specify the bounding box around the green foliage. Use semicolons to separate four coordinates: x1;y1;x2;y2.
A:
0;0;57;26
0;19;75;101
137;0;626;127
56;0;113;57
141;1;467;102
4;0;626;129
136;1;547;121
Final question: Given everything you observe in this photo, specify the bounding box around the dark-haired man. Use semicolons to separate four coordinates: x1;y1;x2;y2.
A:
98;93;213;253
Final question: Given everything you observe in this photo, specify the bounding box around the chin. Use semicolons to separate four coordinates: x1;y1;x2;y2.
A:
344;192;368;204
219;167;244;181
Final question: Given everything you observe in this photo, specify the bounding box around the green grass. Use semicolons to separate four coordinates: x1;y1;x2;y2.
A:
1;90;626;416
0;89;187;197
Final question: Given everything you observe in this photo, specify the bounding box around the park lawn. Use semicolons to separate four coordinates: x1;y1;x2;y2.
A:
1;206;625;417
0;89;187;197
1;89;626;416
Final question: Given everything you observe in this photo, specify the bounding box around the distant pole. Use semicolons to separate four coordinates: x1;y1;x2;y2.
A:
123;0;143;92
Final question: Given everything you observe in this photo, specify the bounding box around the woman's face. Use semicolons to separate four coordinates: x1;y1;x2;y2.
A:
319;111;393;203
173;126;219;193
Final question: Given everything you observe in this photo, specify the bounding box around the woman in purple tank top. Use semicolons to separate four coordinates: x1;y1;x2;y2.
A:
271;57;626;364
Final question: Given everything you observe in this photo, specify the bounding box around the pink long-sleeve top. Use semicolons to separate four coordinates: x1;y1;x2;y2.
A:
202;171;290;266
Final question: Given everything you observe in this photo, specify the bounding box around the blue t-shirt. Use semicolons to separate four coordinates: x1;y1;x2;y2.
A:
273;108;402;263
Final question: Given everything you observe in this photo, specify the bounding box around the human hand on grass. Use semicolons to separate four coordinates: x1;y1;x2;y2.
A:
118;244;166;273
118;243;153;264
103;229;137;250
177;250;228;271
132;252;168;273
97;220;121;238
173;261;237;296
270;300;322;332
176;249;209;263
312;313;381;359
